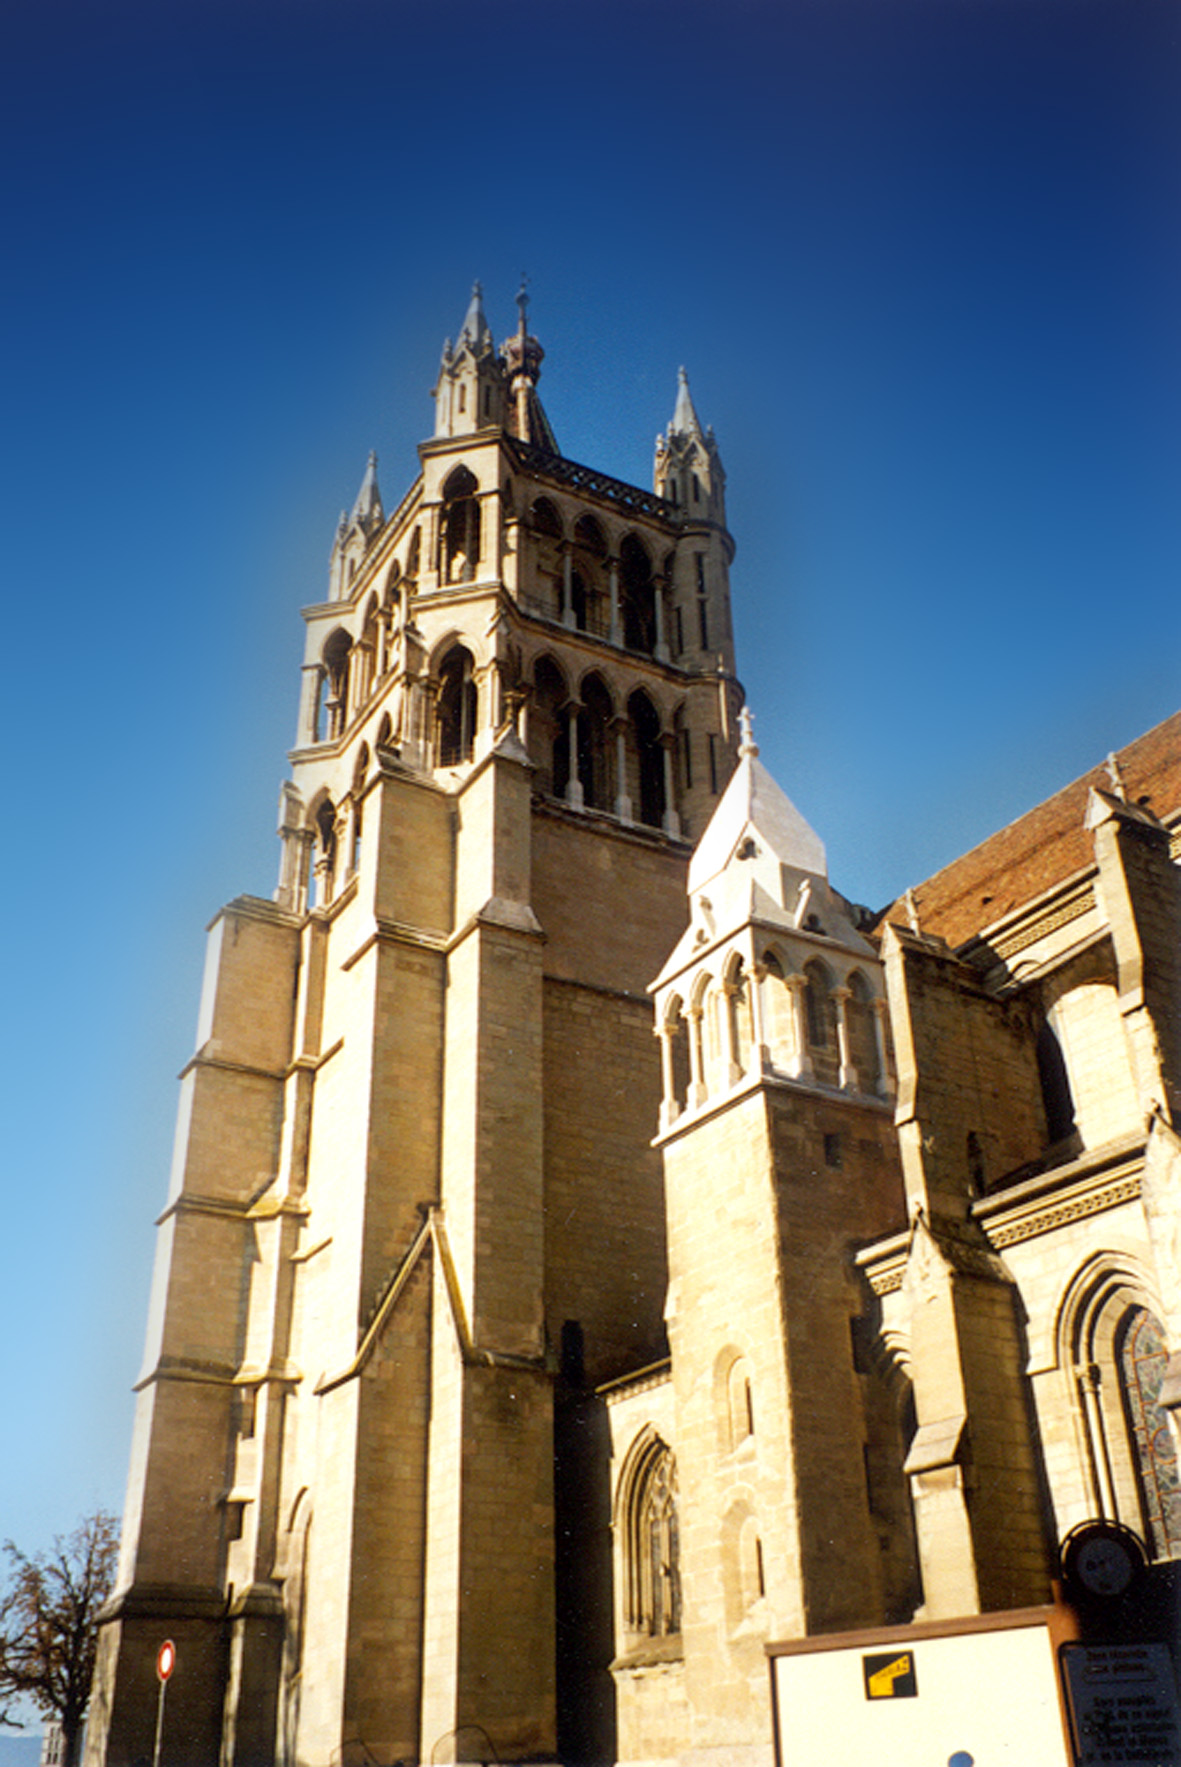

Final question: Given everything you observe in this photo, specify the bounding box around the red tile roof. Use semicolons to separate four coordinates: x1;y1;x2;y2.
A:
877;711;1181;950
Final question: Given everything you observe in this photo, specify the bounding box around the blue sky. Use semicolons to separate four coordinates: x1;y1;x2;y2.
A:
1;0;1178;1598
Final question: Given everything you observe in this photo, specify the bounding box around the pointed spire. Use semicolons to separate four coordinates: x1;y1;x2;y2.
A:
457;280;493;355
688;736;827;896
670;366;705;440
350;450;383;530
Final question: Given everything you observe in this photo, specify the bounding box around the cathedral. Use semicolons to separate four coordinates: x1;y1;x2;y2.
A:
87;286;1181;1767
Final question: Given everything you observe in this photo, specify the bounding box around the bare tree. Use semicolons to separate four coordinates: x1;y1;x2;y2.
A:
0;1511;119;1767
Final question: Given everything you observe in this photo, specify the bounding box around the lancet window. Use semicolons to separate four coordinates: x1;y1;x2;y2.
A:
576;673;614;811
317;628;352;742
620;533;657;654
437;645;477;766
531;657;570;799
441;465;480;584
1118;1308;1181;1559
571;515;608;637
629;689;666;830
530;497;564;621
619;1433;681;1643
804;960;838;1070
1061;1264;1181;1562
313;797;338;906
845;969;880;1094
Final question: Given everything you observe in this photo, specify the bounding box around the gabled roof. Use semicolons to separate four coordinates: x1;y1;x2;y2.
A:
877;710;1181;949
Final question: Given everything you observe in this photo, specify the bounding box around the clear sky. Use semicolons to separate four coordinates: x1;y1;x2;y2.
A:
1;0;1178;1586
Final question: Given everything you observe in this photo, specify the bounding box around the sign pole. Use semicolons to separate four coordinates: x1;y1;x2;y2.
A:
152;1640;176;1767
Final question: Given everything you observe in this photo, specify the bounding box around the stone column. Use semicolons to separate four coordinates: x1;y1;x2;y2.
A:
561;547;574;628
661;738;680;838
721;981;743;1087
749;961;770;1072
785;973;814;1080
872;996;891;1096
657;1023;680;1132
298;664;322;745
608;555;621;646
834;985;859;1091
424;505;440;588
565;706;584;809
1077;1365;1119;1519
654;580;669;663
686;1005;707;1109
614;722;633;823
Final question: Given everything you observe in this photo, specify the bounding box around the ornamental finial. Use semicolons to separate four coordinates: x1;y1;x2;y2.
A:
738;706;759;758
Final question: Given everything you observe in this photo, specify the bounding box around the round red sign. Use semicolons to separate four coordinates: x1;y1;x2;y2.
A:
156;1640;176;1683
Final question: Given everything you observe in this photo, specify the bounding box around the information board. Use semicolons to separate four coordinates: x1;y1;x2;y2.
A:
770;1612;1071;1766
1060;1643;1181;1766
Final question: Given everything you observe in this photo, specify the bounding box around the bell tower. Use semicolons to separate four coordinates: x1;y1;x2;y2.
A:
89;287;746;1767
636;713;910;1767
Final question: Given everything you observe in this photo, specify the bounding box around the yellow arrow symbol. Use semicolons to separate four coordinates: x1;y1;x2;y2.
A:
867;1654;911;1698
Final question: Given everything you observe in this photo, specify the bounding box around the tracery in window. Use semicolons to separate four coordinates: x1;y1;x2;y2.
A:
1118;1307;1181;1559
618;1433;681;1642
1059;1261;1181;1561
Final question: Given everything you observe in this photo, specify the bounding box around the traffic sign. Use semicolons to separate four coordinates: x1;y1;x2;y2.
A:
156;1640;176;1684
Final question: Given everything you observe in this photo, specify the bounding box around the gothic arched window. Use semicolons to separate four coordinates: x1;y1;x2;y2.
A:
1059;1263;1181;1562
846;969;880;1094
437;645;477;766
1118;1307;1181;1560
577;673;614;811
804;959;835;1048
320;628;352;742
531;656;569;799
441;466;480;584
630;689;666;830
620;533;656;654
572;515;607;636
618;1433;681;1643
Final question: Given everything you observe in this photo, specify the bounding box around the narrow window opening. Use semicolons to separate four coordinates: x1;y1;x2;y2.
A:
824;1131;842;1168
560;1319;585;1388
1037;1020;1076;1144
437;645;477;765
967;1130;985;1196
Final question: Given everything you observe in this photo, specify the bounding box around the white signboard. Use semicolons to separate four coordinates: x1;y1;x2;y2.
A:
770;1613;1070;1766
